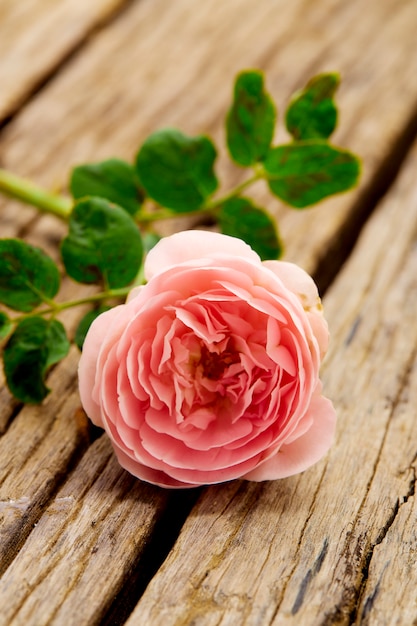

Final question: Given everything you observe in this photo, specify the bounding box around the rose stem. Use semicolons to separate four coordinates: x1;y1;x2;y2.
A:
0;168;72;220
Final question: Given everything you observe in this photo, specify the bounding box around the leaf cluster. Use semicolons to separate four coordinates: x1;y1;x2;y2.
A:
0;69;360;404
0;198;145;402
67;70;359;262
0;240;70;402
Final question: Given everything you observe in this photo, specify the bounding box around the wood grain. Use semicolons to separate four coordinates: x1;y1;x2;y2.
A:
1;0;417;272
0;435;172;626
0;0;132;122
0;349;90;576
0;0;417;624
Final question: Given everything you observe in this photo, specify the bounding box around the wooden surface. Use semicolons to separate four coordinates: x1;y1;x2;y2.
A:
0;0;416;624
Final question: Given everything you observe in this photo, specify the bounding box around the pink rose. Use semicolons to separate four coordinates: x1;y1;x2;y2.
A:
78;231;336;488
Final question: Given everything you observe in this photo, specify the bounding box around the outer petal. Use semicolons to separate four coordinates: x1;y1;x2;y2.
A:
145;230;260;280
78;306;126;427
263;260;320;309
113;446;192;489
242;393;336;481
264;260;329;356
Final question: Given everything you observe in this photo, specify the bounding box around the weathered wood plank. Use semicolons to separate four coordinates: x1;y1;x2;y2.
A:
0;277;122;574
1;0;417;273
0;0;417;623
124;105;417;626
0;0;132;122
0;349;90;576
0;435;173;626
356;477;417;625
1;0;406;549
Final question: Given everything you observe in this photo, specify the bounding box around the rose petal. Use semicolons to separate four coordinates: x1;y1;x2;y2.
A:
263;260;329;357
78;305;127;427
263;260;320;309
243;392;336;480
145;230;260;280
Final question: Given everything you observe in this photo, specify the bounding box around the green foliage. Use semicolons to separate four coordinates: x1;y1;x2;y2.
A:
285;73;339;140
263;142;360;208
75;306;111;350
135;129;218;212
0;312;12;340
226;70;276;166
70;158;144;216
0;239;60;312
3;317;70;403
0;68;362;405
61;197;143;288
218;197;282;260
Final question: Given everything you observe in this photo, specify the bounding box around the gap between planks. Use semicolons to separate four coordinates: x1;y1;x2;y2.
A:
314;105;417;295
121;117;417;626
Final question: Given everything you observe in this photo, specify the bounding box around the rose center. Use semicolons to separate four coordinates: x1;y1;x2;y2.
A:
199;345;240;380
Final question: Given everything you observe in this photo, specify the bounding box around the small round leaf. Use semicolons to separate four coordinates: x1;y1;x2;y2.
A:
0;239;60;312
218;197;282;260
226;70;276;166
136;129;218;212
61;197;143;288
70;158;144;216
264;142;361;208
285;73;340;141
3;317;70;403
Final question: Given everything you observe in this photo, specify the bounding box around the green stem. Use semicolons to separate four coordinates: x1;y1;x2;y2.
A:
54;286;133;310
134;171;264;224
0;165;265;225
14;286;134;323
0;168;72;220
203;170;264;213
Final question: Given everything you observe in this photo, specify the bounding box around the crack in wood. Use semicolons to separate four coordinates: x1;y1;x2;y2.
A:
0;404;91;577
316;349;417;625
0;397;21;435
344;315;362;347
314;102;417;296
291;537;329;615
351;467;416;626
359;562;388;622
101;488;202;626
267;467;329;624
0;434;90;578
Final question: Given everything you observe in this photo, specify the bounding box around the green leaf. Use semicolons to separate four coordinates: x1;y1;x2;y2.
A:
61;197;143;288
0;312;13;340
70;158;144;216
285;73;340;141
226;70;276;166
0;239;60;312
218;197;282;260
135;129;218;212
75;306;110;350
3;317;70;403
263;142;360;208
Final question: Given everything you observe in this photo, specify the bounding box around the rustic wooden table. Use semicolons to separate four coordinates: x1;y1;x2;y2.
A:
1;1;417;624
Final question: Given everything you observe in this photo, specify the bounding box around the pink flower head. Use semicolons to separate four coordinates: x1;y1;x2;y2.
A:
78;231;336;488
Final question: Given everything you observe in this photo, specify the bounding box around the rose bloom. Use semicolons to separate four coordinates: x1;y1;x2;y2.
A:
79;231;335;488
